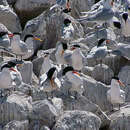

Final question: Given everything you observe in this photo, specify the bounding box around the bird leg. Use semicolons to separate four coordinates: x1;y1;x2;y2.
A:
119;104;121;110
46;92;48;99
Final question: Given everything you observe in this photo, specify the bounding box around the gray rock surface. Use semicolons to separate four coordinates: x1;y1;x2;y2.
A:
0;0;8;6
92;64;114;85
3;120;29;130
82;75;112;111
0;5;21;32
29;99;59;127
108;105;130;130
53;110;101;130
18;61;33;85
0;92;32;124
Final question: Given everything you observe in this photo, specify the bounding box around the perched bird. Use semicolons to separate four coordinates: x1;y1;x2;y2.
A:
0;60;23;96
121;12;130;37
107;76;125;111
111;43;130;60
78;0;114;27
62;66;84;99
40;52;53;76
64;44;85;71
61;19;74;43
87;38;110;65
10;33;42;60
39;67;61;98
55;41;68;65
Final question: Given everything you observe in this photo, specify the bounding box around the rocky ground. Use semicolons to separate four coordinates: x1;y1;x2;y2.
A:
0;0;130;130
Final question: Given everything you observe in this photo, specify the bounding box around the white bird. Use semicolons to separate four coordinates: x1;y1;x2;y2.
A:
111;42;130;60
55;41;69;65
121;12;130;37
0;60;23;96
39;67;61;98
62;66;84;99
64;44;85;71
10;33;42;60
40;52;53;76
107;76;125;110
87;38;110;65
78;0;114;27
61;19;74;43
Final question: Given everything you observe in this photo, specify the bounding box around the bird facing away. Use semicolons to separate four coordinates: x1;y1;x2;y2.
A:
39;67;61;98
107;76;125;111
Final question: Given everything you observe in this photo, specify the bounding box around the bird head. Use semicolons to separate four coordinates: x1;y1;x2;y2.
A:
112;76;125;87
122;12;128;23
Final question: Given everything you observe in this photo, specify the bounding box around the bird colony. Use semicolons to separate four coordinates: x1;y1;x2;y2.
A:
0;0;130;129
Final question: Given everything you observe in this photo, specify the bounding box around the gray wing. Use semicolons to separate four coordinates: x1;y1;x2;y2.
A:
19;41;28;53
107;89;111;102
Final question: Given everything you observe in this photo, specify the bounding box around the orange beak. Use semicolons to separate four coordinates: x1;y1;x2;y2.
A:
118;80;125;87
9;67;17;72
61;50;64;56
72;71;80;76
106;40;110;44
8;33;14;38
34;37;43;42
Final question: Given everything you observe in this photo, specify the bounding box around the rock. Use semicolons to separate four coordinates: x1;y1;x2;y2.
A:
53;110;101;130
0;0;8;6
32;57;44;78
118;65;130;102
91;64;114;85
87;54;128;75
108;105;130;130
0;5;21;32
0;23;9;33
29;99;59;127
82;74;112;111
18;61;33;85
22;8;84;50
3;120;29;130
0;92;32;124
63;95;110;127
14;0;52;27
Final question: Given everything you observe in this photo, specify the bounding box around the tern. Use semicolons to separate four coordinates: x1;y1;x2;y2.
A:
62;66;84;99
87;38;110;65
121;12;130;37
78;0;114;27
39;67;61;98
107;76;125;111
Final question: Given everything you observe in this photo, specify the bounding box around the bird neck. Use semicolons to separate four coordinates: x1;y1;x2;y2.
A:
110;79;120;91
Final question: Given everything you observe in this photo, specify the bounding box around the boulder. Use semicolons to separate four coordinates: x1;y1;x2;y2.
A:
53;110;101;130
82;74;112;111
14;0;52;27
3;120;29;130
0;92;32;124
18;61;33;85
118;65;130;102
108;105;130;130
29;99;59;127
91;64;114;85
22;7;84;50
63;95;110;127
0;5;21;32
